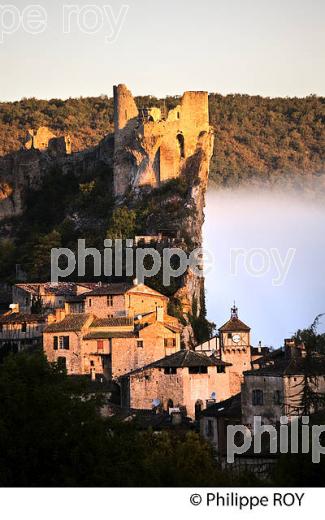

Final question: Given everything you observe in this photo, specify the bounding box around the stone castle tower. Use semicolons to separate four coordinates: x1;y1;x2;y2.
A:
113;84;212;197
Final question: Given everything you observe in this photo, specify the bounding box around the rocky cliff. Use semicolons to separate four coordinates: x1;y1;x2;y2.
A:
0;85;214;346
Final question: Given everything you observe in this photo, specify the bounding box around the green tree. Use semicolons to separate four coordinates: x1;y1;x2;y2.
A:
106;207;137;239
30;230;62;280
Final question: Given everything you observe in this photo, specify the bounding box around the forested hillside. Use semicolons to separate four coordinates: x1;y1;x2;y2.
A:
1;93;324;186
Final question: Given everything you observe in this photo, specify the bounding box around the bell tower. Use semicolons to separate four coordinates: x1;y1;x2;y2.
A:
219;303;251;395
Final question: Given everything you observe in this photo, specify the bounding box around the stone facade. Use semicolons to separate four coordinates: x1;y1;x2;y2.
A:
83;282;168;319
121;351;231;419
0;312;46;351
241;350;325;427
113;84;213;197
43;282;181;380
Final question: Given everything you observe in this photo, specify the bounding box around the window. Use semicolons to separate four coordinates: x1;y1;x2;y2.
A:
217;365;225;373
273;390;282;405
59;336;69;350
227;333;232;339
88;299;92;307
0;324;3;332
252;389;264;406
206;419;214;437
164;367;177;375
107;295;113;307
137;340;144;348
53;336;58;350
176;133;185;158
90;360;94;367
164;338;176;348
97;340;104;351
167;399;174;409
189;366;208;374
21;322;27;333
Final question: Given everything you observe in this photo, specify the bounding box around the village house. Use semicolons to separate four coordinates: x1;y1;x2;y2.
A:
241;340;325;427
12;282;99;314
200;338;325;450
0;312;46;352
43;282;181;380
83;281;168;318
200;393;242;453
119;349;232;419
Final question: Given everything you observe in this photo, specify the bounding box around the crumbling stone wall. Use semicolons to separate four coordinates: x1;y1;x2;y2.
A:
113;84;213;198
24;127;72;155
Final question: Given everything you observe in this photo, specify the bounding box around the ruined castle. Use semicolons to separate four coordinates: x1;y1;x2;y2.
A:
113;84;213;197
0;85;213;220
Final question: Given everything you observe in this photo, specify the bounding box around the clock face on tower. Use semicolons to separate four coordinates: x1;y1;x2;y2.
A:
232;334;241;343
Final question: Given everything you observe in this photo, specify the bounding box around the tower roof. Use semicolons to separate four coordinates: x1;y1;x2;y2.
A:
218;304;250;332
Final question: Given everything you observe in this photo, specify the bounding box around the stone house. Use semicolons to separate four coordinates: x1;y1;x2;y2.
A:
0;312;46;352
43;283;181;379
43;312;181;379
200;393;242;453
119;349;232;419
12;282;98;314
83;282;168;319
241;344;325;428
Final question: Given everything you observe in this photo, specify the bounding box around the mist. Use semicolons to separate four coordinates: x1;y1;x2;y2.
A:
203;186;325;348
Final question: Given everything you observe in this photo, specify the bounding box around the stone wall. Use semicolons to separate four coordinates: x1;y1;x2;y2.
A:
112;322;179;379
113;84;213;198
44;330;83;374
241;374;284;428
84;294;125;318
128;365;232;418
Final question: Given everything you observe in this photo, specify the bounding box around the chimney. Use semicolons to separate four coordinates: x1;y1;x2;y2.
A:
46;312;56;325
55;308;66;322
156;306;164;322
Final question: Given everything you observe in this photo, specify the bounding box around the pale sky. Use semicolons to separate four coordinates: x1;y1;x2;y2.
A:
204;189;325;348
0;0;324;101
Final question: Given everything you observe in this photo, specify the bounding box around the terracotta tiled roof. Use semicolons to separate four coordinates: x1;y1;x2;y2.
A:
120;350;231;378
44;313;90;332
244;353;325;377
219;317;250;332
85;283;133;296
15;282;101;297
90;317;133;328
201;393;241;418
0;312;46;324
83;331;136;340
